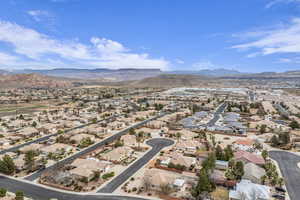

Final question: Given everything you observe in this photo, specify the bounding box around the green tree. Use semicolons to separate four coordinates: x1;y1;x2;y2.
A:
136;131;144;150
15;191;24;200
271;135;279;147
24;150;37;172
175;132;181;143
279;132;290;145
192;169;214;198
31;121;37;128
234;161;244;180
0;188;6;197
0;155;16;175
224;145;234;161
259;124;267;134
225;160;244;180
290;120;300;130
129;128;136;135
201;153;216;171
215;145;224;161
262;150;268;161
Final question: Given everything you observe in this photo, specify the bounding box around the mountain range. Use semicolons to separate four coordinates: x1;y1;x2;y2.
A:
0;68;299;89
11;68;163;81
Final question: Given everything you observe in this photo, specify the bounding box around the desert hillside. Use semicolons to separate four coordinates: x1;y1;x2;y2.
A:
0;73;73;88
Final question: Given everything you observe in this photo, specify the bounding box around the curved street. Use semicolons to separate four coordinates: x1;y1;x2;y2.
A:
98;138;174;193
269;151;300;200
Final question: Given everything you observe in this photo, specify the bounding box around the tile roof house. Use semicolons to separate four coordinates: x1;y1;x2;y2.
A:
242;163;266;184
161;152;196;168
176;140;204;154
102;146;133;162
233;139;255;152
16;127;39;138
144;168;183;190
234;151;265;166
69;133;95;144
41;143;74;155
70;158;111;181
120;135;137;147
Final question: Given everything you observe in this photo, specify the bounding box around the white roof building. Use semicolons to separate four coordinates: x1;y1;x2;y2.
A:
229;180;271;200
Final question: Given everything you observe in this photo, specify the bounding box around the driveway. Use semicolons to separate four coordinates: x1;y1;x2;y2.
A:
98;138;174;193
269;151;300;200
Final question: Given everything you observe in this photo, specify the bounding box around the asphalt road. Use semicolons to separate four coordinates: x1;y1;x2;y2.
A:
274;103;290;117
206;102;227;127
25;114;165;181
269;151;300;200
98;138;174;193
0;175;152;200
0;115;117;155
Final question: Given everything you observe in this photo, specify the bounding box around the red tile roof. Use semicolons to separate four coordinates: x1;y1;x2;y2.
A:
234;150;265;165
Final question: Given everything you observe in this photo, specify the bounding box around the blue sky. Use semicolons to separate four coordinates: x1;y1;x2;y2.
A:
0;0;300;72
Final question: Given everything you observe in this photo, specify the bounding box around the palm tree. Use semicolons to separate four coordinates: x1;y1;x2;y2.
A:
136;131;144;150
176;132;181;143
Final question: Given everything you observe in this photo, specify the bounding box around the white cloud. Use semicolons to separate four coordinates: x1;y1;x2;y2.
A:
175;58;184;64
91;37;128;54
278;57;300;63
27;10;52;22
0;20;169;70
266;0;300;8
232;18;300;56
0;52;18;65
0;21;92;60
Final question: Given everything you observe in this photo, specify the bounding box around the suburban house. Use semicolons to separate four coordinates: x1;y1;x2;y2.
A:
229;179;271;200
233;139;255;152
16;127;39;138
242;163;266;184
102;146;133;162
69;133;96;144
234;150;265;166
69;158;111;181
144;168;184;191
120;135;137;147
160;152;197;169
41;143;74;155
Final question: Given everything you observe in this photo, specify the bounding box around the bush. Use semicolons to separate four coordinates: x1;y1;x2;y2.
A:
102;172;115;180
15;191;24;200
0;188;7;197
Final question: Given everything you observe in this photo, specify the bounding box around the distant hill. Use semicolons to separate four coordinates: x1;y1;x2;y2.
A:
221;70;300;79
13;68;162;81
0;70;10;75
0;73;73;89
170;68;243;77
128;74;212;88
